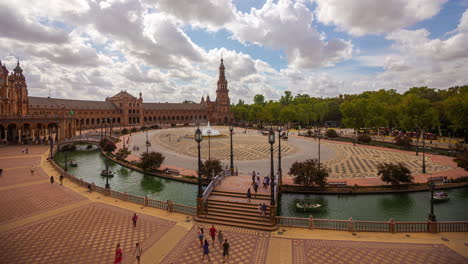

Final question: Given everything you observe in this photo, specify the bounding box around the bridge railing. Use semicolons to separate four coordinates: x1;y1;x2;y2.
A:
275;216;467;233
202;169;229;205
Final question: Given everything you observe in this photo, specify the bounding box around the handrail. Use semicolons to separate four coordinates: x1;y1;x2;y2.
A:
202;169;229;204
275;216;468;233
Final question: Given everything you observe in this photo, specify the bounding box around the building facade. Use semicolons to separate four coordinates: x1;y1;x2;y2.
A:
0;59;233;143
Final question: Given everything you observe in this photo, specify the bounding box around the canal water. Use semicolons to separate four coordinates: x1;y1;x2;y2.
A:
55;148;468;221
54;148;197;206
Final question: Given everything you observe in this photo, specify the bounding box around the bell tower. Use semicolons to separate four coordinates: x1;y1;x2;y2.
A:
215;58;230;113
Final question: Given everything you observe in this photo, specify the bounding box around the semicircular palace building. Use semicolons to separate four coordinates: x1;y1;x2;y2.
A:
0;58;233;143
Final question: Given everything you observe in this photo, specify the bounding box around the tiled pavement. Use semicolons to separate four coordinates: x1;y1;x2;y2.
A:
291;238;468;264
0;165;49;187
162;224;270;264
0;202;175;264
0;182;86;224
0;145;467;263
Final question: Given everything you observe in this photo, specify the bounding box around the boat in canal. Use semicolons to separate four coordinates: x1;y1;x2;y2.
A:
433;192;449;202
100;168;114;177
70;160;78;167
295;200;322;211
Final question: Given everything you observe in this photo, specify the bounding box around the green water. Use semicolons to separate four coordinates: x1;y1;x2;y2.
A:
56;149;468;221
278;189;468;221
54;149;197;206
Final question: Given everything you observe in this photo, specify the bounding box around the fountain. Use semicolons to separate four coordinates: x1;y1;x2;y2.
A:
201;121;222;136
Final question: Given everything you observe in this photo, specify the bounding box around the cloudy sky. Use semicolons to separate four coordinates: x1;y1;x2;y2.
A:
1;0;467;103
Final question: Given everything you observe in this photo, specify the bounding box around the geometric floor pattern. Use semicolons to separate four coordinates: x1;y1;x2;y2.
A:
0;202;175;264
0;182;86;225
162;224;270;264
291;239;468;264
324;144;452;179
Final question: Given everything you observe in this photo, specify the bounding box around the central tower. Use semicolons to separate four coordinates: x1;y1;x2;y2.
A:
216;58;230;113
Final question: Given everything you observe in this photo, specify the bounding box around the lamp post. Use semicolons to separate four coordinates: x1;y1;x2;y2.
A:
207;130;211;160
317;127;321;171
276;126;282;184
422;131;426;174
428;181;436;221
229;125;234;175
64;148;68;172
105;165;110;189
195;126;203;198
49;136;53;160
268;127;275;205
145;129;149;155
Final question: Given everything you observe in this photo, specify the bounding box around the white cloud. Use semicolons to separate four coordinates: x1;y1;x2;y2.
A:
154;0;236;30
228;0;353;68
315;0;447;36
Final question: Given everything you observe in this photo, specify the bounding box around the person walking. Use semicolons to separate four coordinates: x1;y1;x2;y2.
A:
50;176;54;184
198;227;204;247
59;174;64;185
133;242;142;264
263;177;267;189
222;239;230;262
114;243;123;264
218;230;224;249
266;176;270;187
258;204;263;217
246;188;252;203
30;166;35;176
251;171;256;185
209;225;217;244
25;147;29;154
202;240;211;262
262;203;268;217
132;213;139;227
253;182;258;198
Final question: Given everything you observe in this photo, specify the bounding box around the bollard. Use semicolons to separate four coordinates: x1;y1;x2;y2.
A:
309;215;314;230
348;217;354;232
389;218;395;233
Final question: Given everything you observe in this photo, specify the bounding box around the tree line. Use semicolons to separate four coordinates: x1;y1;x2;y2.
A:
231;86;468;139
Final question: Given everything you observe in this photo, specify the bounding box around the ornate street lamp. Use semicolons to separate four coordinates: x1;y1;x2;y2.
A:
207;129;211;160
145;129;149;155
268;127;275;205
276;126;282;184
105;165;110;189
317;127;321;172
428;181;436;221
229;124;234;175
64;148;68;172
422;132;426;174
195;126;203;198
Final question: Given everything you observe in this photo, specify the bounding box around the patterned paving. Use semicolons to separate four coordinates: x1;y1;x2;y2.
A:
0;182;86;224
322;143;453;179
0;202;175;264
0;166;48;187
162;225;270;264
154;127;297;161
291;239;467;264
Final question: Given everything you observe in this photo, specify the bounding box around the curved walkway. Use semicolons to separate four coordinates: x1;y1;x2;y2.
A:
0;145;467;263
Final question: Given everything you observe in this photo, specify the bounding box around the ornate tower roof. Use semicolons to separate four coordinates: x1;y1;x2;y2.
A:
14;59;23;73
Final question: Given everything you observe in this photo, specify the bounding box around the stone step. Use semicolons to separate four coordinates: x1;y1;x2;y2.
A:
207;199;271;210
200;214;275;227
208;195;271;204
205;211;271;223
207;205;271;216
211;189;271;198
194;216;278;231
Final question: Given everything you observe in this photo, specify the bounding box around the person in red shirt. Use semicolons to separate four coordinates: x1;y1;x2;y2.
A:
114;243;123;264
209;225;217;244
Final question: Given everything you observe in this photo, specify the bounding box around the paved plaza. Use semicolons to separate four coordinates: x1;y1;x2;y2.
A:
0;144;467;263
129;127;455;180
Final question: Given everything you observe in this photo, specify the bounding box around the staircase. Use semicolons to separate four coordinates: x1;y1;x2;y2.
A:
194;190;278;231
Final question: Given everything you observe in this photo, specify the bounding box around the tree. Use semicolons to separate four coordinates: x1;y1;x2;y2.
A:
377;162;413;185
100;139;116;152
394;136;412;149
115;147;131;161
139;151;165;170
357;134;371;143
253;94;265;105
444;91;468;143
201;159;223;179
314;101;329;125
121;128;129;135
289;159;330;187
280;91;293;105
